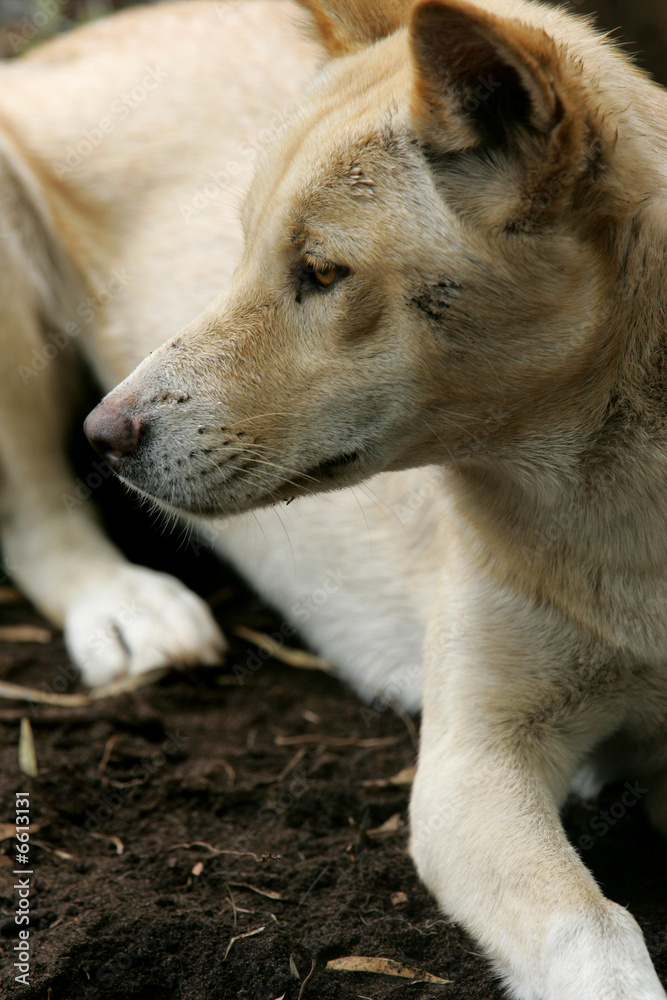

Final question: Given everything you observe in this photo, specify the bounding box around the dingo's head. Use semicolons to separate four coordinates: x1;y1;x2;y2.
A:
85;0;666;515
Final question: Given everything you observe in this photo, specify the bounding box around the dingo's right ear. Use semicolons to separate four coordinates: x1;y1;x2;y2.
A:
410;0;597;223
295;0;411;56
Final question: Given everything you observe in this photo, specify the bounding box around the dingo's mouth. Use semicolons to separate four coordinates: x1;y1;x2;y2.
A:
266;450;364;508
305;450;361;480
116;447;367;519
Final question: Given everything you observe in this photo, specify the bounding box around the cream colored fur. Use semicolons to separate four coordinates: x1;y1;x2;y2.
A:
3;0;667;996
83;0;667;997
0;0;431;698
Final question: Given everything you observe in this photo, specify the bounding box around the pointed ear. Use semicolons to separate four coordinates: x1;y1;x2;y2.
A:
295;0;411;56
409;0;593;214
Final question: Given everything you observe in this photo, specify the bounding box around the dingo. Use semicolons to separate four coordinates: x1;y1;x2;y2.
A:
0;0;436;711
85;0;667;997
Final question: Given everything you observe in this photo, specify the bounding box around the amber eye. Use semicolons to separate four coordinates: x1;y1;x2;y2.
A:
303;260;342;289
313;265;339;287
296;259;348;301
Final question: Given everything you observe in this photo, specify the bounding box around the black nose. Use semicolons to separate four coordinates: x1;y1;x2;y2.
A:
84;401;142;468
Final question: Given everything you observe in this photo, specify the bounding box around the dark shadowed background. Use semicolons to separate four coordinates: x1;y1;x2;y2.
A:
1;0;667;85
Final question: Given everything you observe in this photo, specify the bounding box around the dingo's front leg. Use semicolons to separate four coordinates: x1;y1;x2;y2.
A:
0;300;225;687
410;563;665;1000
2;465;226;689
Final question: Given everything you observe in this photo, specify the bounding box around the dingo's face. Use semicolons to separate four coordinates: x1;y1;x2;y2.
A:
85;0;645;516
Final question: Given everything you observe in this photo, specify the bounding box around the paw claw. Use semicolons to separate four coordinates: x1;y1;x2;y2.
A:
64;566;227;687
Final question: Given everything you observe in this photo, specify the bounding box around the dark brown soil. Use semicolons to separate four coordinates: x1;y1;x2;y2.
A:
1;466;667;999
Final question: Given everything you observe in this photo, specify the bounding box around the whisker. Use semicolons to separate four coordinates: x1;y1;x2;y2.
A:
356;482;408;531
349;486;373;551
422;418;460;470
229;412;291;428
244;454;319;485
269;504;296;573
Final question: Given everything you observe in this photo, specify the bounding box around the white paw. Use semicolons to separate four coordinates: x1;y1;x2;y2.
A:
536;903;667;1000
64;565;227;687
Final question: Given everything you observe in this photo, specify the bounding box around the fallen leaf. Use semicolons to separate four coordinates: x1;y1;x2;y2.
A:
0;625;52;643
367;813;403;838
18;717;38;777
0;587;21;604
326;956;450;984
362;765;416;790
53;849;76;861
234;626;331;672
0;823;41;841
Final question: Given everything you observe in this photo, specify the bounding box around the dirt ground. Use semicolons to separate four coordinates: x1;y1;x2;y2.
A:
1;1;667;998
1;465;667;999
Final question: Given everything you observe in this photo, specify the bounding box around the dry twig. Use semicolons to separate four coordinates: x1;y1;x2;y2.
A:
227;881;283;900
88;831;124;855
223;924;265;961
0;624;52;643
167;841;276;863
298;958;317;1000
234;626;331;672
275;733;401;749
0;668;167;707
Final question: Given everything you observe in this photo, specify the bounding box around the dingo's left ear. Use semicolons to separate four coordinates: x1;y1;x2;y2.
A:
295;0;410;56
410;0;595;220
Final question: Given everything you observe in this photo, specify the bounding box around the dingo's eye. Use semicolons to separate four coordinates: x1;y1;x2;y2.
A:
295;258;348;302
302;259;346;290
312;264;338;287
